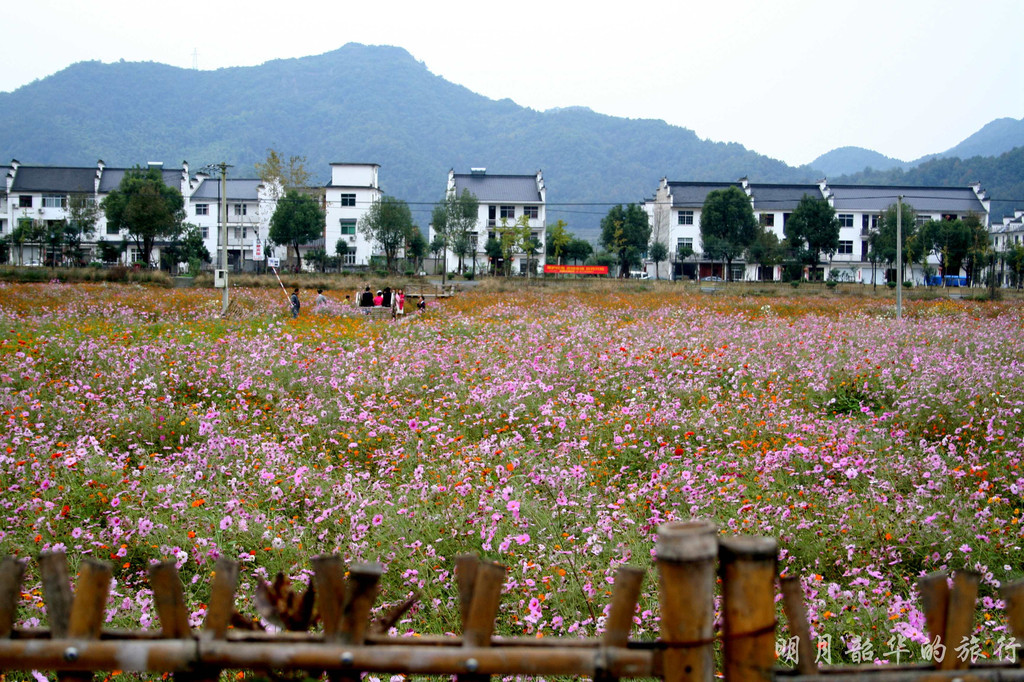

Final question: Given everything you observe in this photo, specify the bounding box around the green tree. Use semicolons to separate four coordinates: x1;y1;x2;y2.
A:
66;193;100;265
0;236;9;265
101;166;185;267
600;204;650;278
699;187;757;282
407;229;428;272
875;202;917;280
747;226;785;279
95;238;126;264
1005;243;1024;289
962;214;990;286
649;241;669;279
546;219;571;265
161;223;210;272
566;238;593;265
783;194;840;271
269;189;325;272
335;238;350;263
429;235;446;275
432;189;479;284
358;196;415;274
484;237;503;274
919;219;972;278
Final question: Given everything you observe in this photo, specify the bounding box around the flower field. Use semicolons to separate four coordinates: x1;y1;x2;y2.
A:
1;281;1022;666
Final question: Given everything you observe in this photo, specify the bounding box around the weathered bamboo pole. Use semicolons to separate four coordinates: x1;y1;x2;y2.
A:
64;559;113;682
779;575;817;675
1001;579;1024;668
596;566;645;682
940;571;979;671
656;519;718;682
149;562;191;639
39;552;73;638
456;554;480;629
0;558;25;639
0;640;656;677
201;558;239;640
460;560;507;682
918;571;950;659
720;536;777;682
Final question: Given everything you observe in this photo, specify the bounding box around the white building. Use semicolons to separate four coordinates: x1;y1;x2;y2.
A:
431;168;547;274
324;163;381;267
645;177;991;283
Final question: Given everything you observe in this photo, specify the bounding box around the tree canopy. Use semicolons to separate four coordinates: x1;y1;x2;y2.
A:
600;204;650;277
699;186;758;281
432;189;479;281
783;194;841;269
100;166;185;267
269;189;325;271
358;195;416;274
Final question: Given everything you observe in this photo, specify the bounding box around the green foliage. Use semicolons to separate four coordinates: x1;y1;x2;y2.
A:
699;186;758;280
874;202;918;270
161;223;210;271
432;189;479;279
565;238;593;265
269;189;325;272
648;241;669;279
358;195;415;274
545;219;571;264
747;226;785;269
599;204;650;277
101;166;185;266
783;194;841;267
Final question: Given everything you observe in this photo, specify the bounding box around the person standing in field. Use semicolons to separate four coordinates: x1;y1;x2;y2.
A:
290;288;301;318
315;288;328;313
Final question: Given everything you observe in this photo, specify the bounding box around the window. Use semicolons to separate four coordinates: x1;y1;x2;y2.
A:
106;223;120;236
234;203;247;216
201;226;209;239
838;240;853;255
524;206;539;220
838;214;854;228
760;213;775;227
916;215;931;226
195;204;209;216
677;237;693;255
488;205;497;226
19;195;32;208
340;194;356;207
343;252;356;265
43;194;66;208
678;210;694;225
500;206;515;219
340;219;356;235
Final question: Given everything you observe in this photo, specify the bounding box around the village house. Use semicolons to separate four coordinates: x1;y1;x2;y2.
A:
430;168;547;275
645;178;991;283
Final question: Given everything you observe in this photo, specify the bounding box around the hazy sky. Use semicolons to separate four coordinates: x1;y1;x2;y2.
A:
4;0;1021;167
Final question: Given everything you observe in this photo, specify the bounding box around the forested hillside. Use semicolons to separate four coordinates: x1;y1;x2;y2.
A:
1;44;1019;233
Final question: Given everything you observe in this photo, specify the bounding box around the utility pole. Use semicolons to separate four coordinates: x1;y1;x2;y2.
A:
212;162;233;316
896;194;903;320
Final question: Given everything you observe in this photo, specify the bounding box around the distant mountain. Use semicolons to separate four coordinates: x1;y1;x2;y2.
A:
0;44;813;240
810;147;908;177
916;117;1024;165
834;146;1024;223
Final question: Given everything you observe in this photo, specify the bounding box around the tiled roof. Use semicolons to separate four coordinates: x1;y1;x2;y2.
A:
189;178;262;201
10;166;96;193
828;185;986;214
665;182;738;208
453;174;541;203
749;184;823;211
98;167;182;193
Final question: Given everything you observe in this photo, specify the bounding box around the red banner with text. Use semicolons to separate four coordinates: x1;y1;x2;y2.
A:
543;264;609;275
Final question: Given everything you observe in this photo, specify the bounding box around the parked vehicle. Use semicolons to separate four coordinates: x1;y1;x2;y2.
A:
629;270;650;280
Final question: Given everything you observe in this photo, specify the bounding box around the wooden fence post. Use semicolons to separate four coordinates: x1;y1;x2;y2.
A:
0;558;25;640
1000;579;1023;668
940;571;979;671
656;519;718;682
39;552;73;639
720;536;777;682
197;557;239;682
65;559;113;682
779;575;816;674
460;560;507;681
